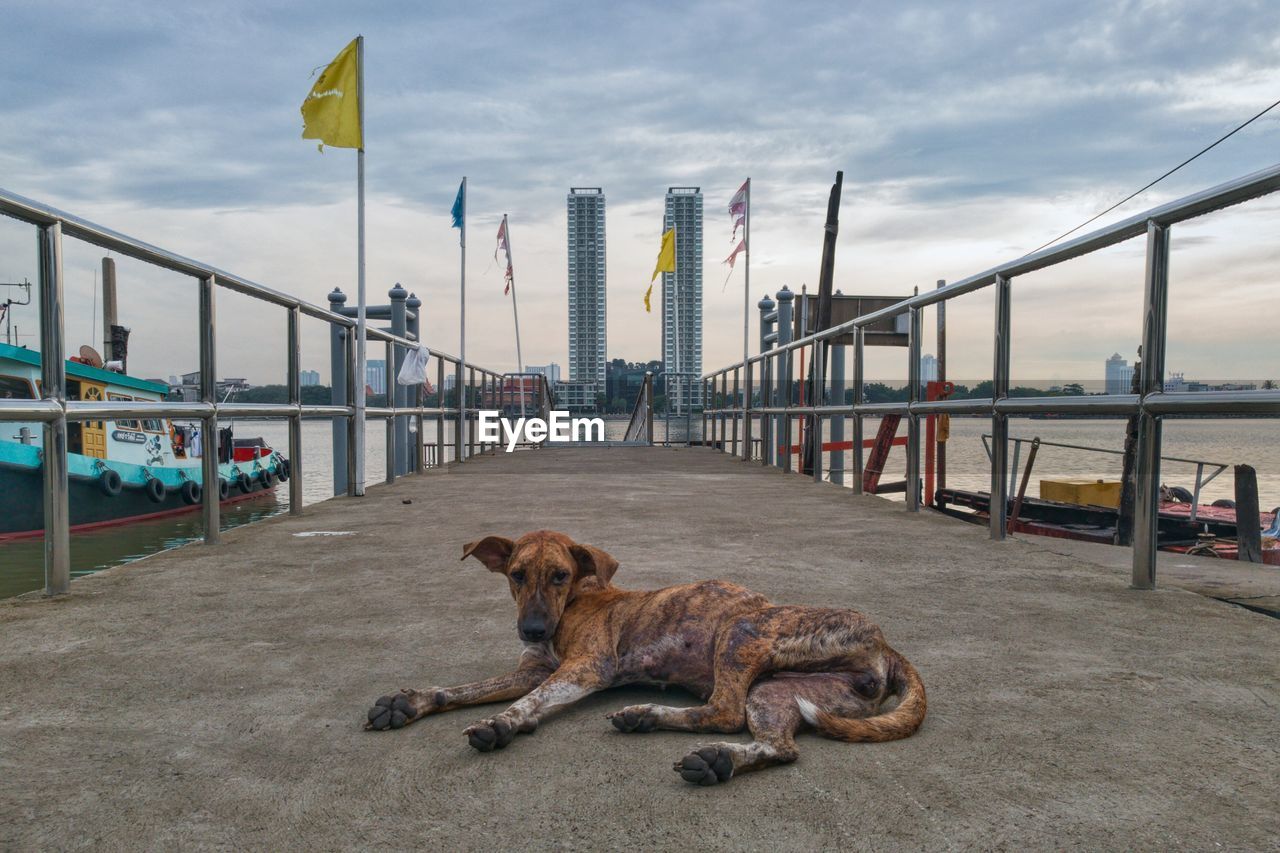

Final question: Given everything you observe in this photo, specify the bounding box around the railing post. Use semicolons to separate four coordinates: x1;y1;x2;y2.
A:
200;274;220;544
385;339;395;484
811;341;824;484
760;355;772;467
731;367;740;458
906;306;922;510
829;341;845;486
467;367;476;457
345;323;357;496
435;357;445;468
1133;221;1170;589
852;326;865;494
389;284;409;476
38;222;70;595
286;305;302;515
990;273;1012;538
454;360;465;463
406;292;423;474
742;361;753;461
775;287;794;471
328;288;348;495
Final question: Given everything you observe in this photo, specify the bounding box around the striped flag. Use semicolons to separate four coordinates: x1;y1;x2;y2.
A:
729;179;748;241
495;218;513;295
722;239;746;289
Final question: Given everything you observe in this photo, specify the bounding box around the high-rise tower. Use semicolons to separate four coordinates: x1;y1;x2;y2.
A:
567;188;606;408
662;187;703;409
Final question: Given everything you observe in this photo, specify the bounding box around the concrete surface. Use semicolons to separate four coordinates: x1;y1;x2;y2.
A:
1;447;1277;850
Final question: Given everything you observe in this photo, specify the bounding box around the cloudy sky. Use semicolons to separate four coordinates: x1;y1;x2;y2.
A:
1;0;1277;387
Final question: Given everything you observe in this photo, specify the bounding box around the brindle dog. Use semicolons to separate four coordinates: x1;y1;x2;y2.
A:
365;530;926;785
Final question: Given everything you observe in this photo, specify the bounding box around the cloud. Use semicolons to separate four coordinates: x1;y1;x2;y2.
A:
0;0;1277;386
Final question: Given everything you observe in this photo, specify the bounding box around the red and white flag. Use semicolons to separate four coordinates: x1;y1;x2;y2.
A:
495;218;513;295
722;239;746;289
729;179;748;241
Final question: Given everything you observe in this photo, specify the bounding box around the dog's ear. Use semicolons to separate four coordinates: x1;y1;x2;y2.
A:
461;536;516;573
569;543;619;587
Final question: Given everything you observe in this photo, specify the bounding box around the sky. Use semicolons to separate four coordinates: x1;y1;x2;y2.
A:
1;0;1278;387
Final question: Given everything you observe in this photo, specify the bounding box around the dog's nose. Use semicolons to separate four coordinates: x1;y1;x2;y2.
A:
519;621;547;641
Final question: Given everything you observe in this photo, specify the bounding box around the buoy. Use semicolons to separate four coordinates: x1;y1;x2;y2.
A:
98;469;123;497
144;477;166;504
236;472;253;493
180;479;202;505
258;468;273;488
277;459;290;482
1168;486;1194;503
218;478;231;500
1212;498;1236;509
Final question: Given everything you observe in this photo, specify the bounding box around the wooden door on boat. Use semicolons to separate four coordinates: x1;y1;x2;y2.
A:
81;382;107;458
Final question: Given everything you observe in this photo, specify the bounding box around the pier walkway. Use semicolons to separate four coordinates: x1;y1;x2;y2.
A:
2;448;1278;849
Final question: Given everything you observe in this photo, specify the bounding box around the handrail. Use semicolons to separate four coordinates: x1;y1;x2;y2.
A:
696;161;1280;592
0;187;508;595
623;372;655;444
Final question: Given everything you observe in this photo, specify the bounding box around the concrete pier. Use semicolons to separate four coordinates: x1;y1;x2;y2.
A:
2;448;1277;849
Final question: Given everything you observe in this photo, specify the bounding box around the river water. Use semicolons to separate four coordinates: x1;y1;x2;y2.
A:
1;415;1275;599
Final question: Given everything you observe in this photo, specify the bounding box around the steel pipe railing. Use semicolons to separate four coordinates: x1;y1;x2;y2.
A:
0;187;508;596
697;161;1280;591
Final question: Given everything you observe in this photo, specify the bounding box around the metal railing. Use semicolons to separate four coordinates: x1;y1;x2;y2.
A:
0;188;505;596
700;161;1280;590
623;371;655;445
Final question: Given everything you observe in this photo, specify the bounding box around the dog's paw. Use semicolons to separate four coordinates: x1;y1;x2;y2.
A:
673;745;736;786
464;716;517;752
607;704;659;733
364;691;419;731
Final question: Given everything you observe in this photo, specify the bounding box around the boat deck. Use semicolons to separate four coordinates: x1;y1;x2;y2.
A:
2;447;1278;849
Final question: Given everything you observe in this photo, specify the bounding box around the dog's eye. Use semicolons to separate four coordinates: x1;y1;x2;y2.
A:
551;571;569;585
510;571;526;584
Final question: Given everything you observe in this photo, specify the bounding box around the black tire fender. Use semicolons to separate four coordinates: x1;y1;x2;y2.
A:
98;469;123;497
144;477;166;504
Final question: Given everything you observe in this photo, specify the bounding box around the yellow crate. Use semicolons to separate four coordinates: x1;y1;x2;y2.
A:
1039;479;1122;508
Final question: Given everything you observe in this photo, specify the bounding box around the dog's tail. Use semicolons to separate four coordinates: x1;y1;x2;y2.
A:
795;651;927;743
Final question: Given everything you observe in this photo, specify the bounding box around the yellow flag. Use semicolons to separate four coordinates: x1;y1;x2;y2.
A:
301;38;363;151
647;227;676;312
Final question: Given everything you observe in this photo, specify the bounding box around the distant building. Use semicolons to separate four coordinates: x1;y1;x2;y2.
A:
554;379;600;412
606;359;663;412
920;354;938;384
567;188;607;402
173;371;252;400
300;369;320;387
662;187;703;409
366;360;386;396
526;363;562;384
1105;353;1134;395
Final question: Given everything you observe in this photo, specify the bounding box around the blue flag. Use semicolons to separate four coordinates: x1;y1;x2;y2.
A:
451;180;465;229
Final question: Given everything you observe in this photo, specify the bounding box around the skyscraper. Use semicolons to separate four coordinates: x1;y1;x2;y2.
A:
1105;353;1134;395
567;188;606;408
662;187;703;409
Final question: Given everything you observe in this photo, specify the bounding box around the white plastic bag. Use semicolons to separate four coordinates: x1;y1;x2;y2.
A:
397;345;430;386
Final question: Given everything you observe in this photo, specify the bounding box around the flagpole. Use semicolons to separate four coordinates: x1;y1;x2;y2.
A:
458;176;466;462
743;177;751;365
503;214;526;419
354;34;367;497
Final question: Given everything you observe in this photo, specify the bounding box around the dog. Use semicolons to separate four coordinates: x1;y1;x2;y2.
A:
365;530;926;785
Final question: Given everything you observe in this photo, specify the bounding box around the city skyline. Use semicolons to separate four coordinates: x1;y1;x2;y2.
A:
0;3;1276;388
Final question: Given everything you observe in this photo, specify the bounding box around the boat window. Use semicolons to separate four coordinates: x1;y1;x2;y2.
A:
0;375;36;399
108;393;140;430
136;400;165;432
